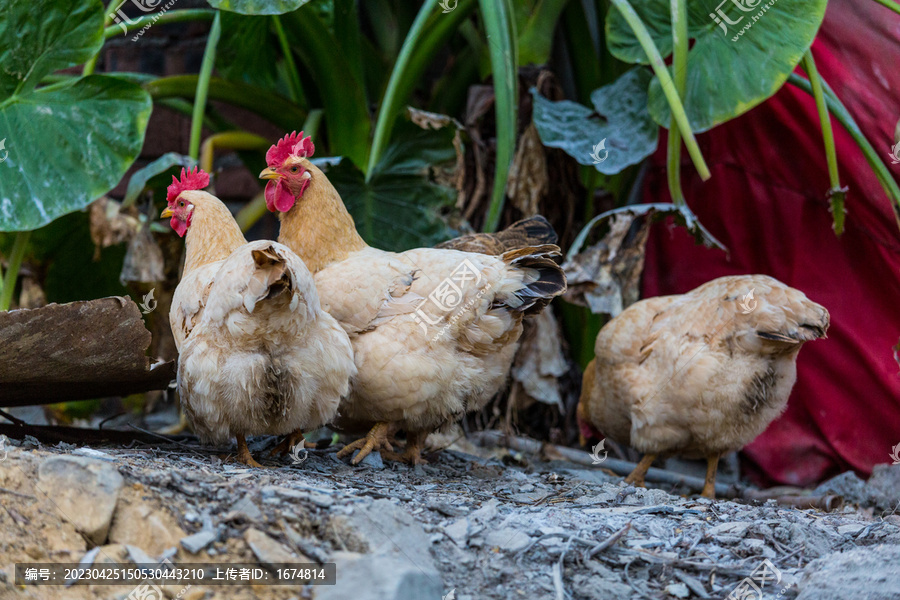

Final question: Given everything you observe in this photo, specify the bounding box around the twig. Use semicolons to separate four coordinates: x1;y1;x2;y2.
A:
585;522;632;559
0;408;26;426
0;486;35;500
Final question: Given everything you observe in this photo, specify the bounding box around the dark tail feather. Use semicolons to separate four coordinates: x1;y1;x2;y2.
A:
251;246;291;300
499;244;567;315
435;215;559;255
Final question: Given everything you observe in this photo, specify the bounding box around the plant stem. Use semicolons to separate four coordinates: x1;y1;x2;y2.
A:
0;231;31;311
145;76;307;130
83;0;120;75
189;12;222;161
367;0;441;179
271;15;306;106
788;73;900;232
666;0;688;207
609;0;710;181
801;50;845;235
104;9;216;39
870;0;900;15
480;0;519;232
200;131;270;174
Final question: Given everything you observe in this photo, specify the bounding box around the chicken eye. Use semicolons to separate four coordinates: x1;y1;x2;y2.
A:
179;201;185;207
290;166;300;173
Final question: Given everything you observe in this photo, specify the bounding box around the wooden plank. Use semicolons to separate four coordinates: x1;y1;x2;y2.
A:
0;297;175;406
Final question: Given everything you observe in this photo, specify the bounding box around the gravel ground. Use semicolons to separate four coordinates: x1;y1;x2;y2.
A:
1;433;899;600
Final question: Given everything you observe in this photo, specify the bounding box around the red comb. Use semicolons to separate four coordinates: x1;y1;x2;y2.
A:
166;167;210;205
266;131;315;167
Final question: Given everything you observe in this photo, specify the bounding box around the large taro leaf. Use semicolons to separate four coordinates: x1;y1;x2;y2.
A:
0;0;152;232
325;121;457;252
531;67;659;175
606;0;827;132
208;0;311;15
217;12;280;90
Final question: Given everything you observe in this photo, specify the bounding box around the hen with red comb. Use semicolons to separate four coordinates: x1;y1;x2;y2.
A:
260;131;315;213
167;166;210;205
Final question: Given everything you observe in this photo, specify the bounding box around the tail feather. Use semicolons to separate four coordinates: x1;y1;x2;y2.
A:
250;246;291;304
435;215;559;255
497;244;567;314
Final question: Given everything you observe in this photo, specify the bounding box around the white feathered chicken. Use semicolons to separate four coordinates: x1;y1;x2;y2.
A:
163;168;355;467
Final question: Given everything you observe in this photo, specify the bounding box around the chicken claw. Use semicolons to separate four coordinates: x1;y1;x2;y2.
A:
700;454;720;499
337;422;395;465
236;434;266;468
269;430;316;457
384;431;428;466
623;454;657;488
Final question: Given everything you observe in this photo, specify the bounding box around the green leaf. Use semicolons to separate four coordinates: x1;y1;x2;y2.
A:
606;0;827;132
123;153;196;207
217;12;279;90
0;0;104;96
0;75;151;232
514;0;571;66
325;121;457;252
531;67;659;175
207;0;311;15
479;0;518;232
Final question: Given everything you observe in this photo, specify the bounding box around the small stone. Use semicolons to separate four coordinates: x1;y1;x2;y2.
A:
109;493;186;556
180;529;217;554
37;456;123;545
354;449;385;470
665;582;690;598
245;528;301;569
444;518;469;546
485;528;531;553
797;544;900;599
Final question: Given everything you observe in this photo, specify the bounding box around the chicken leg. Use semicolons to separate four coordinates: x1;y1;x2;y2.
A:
269;430;316;457
336;422;395;465
384;431;428;466
236;434;264;468
624;454;657;487
701;454;720;499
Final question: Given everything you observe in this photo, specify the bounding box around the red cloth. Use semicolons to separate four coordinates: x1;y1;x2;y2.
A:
640;0;900;487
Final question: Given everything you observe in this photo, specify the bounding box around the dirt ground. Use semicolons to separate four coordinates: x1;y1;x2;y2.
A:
1;432;899;600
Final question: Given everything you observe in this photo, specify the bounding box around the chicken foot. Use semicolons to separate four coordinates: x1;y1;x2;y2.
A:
235;434;265;468
701;454;720;499
336;422;396;465
384;431;428;466
269;430;316;457
624;454;657;487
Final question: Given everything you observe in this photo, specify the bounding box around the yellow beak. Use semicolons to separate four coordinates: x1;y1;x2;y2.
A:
259;167;281;180
160;207;174;219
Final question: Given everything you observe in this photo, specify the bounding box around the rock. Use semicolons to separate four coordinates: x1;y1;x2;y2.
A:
444;517;469;547
863;464;900;512
665;582;690;598
316;552;443;600
814;470;866;505
708;522;752;537
36;456;123;545
244;528;302;569
796;544;900;600
484;528;531;553
353;449;385;470
109;492;186;556
180;529;217;554
331;499;436;571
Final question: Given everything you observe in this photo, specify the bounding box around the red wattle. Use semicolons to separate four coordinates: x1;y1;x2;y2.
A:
170;216;188;238
273;181;296;212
